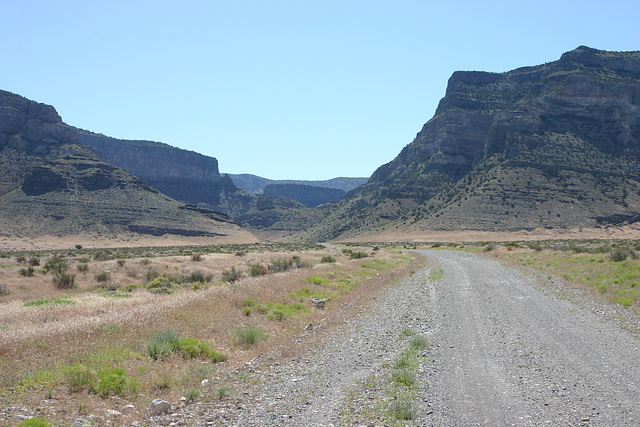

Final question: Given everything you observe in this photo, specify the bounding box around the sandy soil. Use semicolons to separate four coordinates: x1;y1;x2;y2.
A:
0;232;260;252
345;223;640;243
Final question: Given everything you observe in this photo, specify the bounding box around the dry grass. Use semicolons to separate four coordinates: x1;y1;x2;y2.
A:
0;243;420;425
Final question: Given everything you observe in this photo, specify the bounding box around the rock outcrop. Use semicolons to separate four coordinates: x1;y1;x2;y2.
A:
263;183;345;207
299;46;640;240
0;90;255;241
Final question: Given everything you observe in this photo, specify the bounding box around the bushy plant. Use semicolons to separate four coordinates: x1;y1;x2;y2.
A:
95;272;111;282
64;363;95;392
320;256;336;263
53;273;76;289
249;263;266;277
221;266;243;283
43;256;68;274
92;367;134;398
16;418;52;427
186;270;212;283
76;263;89;273
19;266;35;277
349;251;368;260
146;330;180;360
0;284;9;296
28;256;40;266
233;326;267;347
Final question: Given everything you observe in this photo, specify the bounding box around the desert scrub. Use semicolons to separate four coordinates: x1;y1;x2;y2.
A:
233;325;268;348
91;367;139;398
64;363;95;392
146;329;180;360
52;272;76;289
19;266;35;276
221;266;243;283
186;270;212;283
321;256;336;263
94;271;111;282
16;418;52;427
145;275;175;294
249;263;267;277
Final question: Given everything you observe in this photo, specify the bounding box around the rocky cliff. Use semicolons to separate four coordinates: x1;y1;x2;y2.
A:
299;46;640;240
226;174;368;194
79;131;248;214
263;183;345;207
0;90;255;241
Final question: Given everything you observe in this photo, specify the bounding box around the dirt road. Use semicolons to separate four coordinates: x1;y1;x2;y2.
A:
177;250;640;426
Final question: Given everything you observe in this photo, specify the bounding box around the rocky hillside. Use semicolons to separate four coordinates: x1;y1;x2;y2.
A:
298;46;640;241
0;90;255;241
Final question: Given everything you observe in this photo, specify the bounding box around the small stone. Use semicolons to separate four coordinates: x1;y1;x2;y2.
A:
56;409;68;416
105;409;122;417
148;399;171;416
121;405;136;414
304;322;313;331
201;379;209;386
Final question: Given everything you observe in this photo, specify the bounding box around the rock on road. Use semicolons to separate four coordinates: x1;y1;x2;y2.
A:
184;250;640;426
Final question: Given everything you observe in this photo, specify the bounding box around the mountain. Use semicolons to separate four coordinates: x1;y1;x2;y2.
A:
0;90;256;242
79;130;252;216
298;46;640;241
226;173;368;194
263;183;345;207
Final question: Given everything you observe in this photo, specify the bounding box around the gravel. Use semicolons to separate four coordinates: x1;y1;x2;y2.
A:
151;250;640;426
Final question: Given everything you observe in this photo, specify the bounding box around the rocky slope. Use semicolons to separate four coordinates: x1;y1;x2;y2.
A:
0;90;255;241
300;46;640;241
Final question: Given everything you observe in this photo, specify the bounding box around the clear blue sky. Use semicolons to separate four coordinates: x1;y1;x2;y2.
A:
1;1;638;180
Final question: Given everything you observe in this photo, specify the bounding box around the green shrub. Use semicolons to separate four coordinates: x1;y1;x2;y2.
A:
302;276;328;285
146;330;180;360
349;251;368;260
92;367;128;398
249;263;266;277
28;256;40;266
95;272;111;282
64;363;95;392
320;256;336;263
183;387;201;402
408;335;429;353
53;273;76;289
390;368;416;387
618;296;634;307
77;263;89;273
186;270;212;283
191;253;202;261
77;257;91;263
0;284;8;296
389;397;416;420
19;266;35;277
221;266;243;283
43;256;68;274
233;326;267;347
121;283;142;292
16;418;52;427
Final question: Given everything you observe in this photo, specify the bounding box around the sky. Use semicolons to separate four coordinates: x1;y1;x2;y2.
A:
1;1;638;180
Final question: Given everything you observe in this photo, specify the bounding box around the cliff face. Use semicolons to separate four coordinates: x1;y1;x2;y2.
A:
300;47;640;241
0;90;254;241
263;183;346;207
79;131;235;210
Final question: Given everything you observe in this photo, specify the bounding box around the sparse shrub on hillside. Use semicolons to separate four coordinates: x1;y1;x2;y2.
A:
186;270;212;283
191;254;202;261
16;255;26;263
91;367;139;398
19;266;35;277
95;272;111;282
0;284;9;296
139;258;152;265
77;263;89;273
249;263;266;277
28;256;40;266
349;251;368;260
221;266;243;283
64;363;95;392
610;247;634;262
320;256;336;263
43;256;68;274
269;256;310;273
53;273;76;289
146;330;180;360
233;326;267;348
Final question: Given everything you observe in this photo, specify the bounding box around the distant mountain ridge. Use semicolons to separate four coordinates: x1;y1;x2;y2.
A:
297;46;640;241
226;173;367;194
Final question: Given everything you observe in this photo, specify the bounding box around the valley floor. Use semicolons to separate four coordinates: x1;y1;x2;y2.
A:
153;249;640;426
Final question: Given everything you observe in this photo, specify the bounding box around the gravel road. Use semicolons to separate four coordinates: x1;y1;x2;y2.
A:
176;250;640;426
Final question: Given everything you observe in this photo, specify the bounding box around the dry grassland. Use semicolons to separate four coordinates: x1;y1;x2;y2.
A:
0;243;420;425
